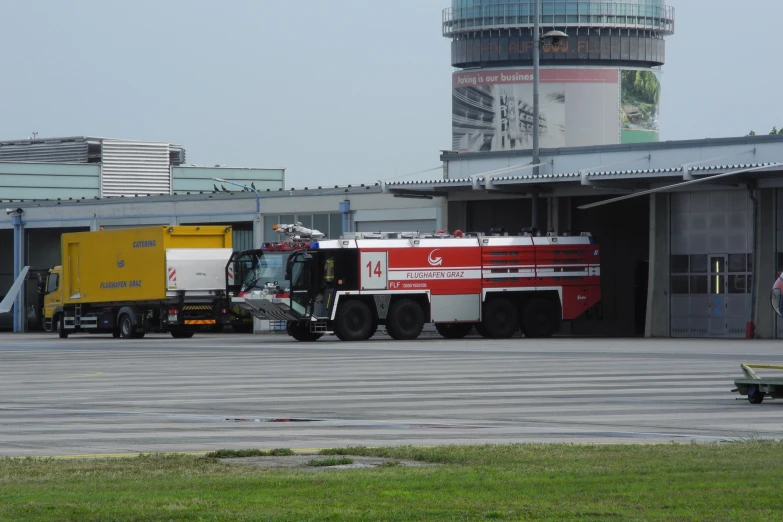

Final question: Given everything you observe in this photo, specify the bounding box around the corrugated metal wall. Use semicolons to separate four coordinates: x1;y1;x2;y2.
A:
101;140;171;197
233;229;255;251
0;141;89;163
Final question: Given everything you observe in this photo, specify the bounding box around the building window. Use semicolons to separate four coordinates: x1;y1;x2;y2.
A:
671;276;688;294
264;213;343;241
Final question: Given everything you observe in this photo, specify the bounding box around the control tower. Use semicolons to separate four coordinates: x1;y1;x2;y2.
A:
444;1;675;152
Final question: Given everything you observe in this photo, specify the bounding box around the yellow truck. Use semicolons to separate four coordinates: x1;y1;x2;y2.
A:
43;226;233;339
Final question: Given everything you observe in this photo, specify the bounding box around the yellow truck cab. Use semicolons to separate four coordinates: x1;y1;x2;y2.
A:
44;226;233;339
42;266;63;331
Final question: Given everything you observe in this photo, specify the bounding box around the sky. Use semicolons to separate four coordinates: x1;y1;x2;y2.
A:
1;0;782;188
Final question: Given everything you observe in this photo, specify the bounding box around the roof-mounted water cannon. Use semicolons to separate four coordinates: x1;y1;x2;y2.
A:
273;222;326;240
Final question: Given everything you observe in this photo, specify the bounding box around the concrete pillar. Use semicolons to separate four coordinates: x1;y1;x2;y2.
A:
339;200;351;234
752;188;776;338
436;199;447;233
448;201;468;233
548;197;560;234
12;213;25;333
645;193;670;337
252;212;263;248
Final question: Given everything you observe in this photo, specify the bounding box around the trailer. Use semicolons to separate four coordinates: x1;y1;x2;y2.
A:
732;364;783;404
43;226;233;339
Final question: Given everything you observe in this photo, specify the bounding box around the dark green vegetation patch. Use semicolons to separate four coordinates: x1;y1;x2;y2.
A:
307;457;355;467
204;448;294;459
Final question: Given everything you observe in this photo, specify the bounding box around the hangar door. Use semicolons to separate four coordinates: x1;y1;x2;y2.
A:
356;220;436;234
670;190;753;338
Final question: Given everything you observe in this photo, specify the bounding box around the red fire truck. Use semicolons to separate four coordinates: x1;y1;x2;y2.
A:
230;226;601;342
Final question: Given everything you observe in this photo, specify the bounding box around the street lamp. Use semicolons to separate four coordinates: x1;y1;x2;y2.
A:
212;177;261;213
532;0;568;230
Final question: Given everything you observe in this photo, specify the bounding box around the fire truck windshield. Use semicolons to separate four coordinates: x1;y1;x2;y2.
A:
238;252;291;292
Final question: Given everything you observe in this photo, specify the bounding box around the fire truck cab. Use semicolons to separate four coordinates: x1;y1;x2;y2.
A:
232;227;601;342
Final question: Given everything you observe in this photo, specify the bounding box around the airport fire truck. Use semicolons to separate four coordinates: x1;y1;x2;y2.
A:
229;224;601;342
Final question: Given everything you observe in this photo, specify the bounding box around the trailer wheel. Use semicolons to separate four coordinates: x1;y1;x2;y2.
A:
171;330;195;339
56;314;68;339
748;386;765;405
334;300;373;342
482;298;519;339
521;298;560;339
286;322;323;342
386;299;425;341
435;323;473;339
119;314;134;339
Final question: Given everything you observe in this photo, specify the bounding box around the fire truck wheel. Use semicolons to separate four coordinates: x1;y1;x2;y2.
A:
521;298;560;338
386;299;425;341
474;323;490;338
482;298;519;339
334;300;374;342
435;323;473;339
286;322;323;342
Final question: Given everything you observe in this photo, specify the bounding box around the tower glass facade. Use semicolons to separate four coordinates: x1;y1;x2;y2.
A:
444;0;674;151
445;1;674;39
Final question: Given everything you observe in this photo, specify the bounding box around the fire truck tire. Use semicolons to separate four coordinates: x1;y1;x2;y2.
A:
521;298;560;338
334;300;374;342
286;322;323;342
386;299;425;341
482;298;519;339
475;323;490;338
435;323;473;339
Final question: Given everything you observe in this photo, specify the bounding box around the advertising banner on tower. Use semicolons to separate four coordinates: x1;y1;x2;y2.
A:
620;70;661;144
451;68;661;153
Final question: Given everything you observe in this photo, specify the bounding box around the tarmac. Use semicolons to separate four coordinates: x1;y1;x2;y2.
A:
1;332;781;457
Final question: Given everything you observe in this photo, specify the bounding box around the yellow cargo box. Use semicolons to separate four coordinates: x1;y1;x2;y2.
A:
61;226;232;305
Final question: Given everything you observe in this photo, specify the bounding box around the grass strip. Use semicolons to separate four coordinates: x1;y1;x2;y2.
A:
2;442;783;521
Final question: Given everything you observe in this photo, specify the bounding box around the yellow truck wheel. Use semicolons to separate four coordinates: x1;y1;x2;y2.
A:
119;315;135;339
56;315;68;339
